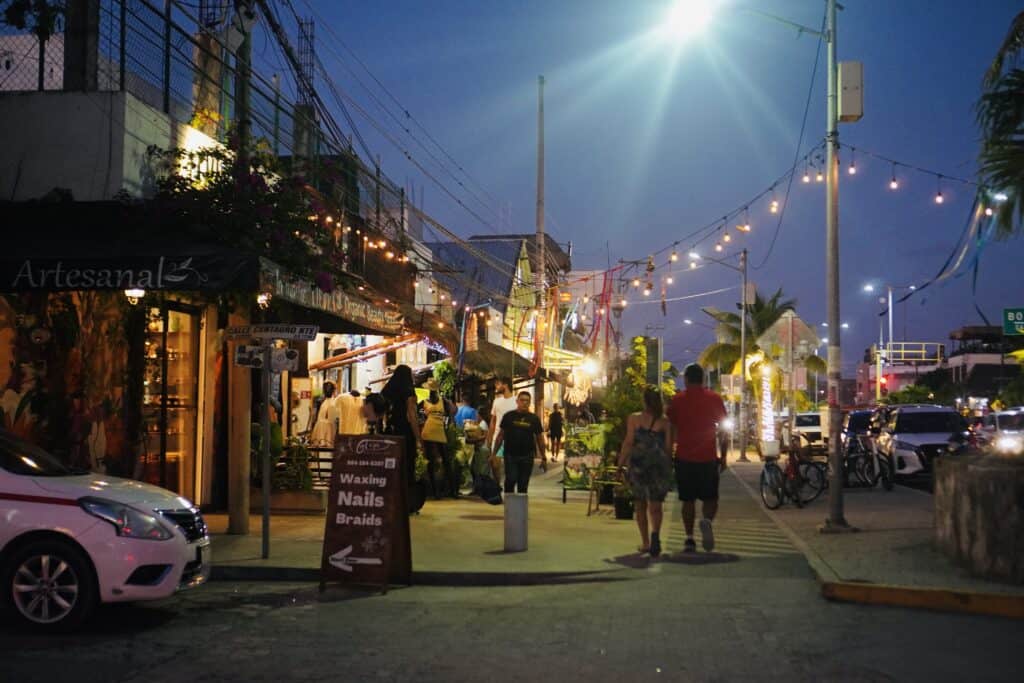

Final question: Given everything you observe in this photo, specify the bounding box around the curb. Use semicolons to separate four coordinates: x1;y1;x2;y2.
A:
727;467;1024;620
210;565;626;587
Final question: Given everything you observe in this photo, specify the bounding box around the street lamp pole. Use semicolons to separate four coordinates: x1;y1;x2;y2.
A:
823;0;852;532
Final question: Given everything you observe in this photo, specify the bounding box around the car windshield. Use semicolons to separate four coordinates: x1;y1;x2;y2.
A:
0;433;79;476
998;413;1024;431
847;413;871;432
795;414;820;427
894;412;963;434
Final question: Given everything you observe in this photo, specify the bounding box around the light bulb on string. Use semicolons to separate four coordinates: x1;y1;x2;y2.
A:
632;277;641;288
670;249;679;262
935;175;944;204
643;284;652;297
689;261;697;269
666;275;674;285
715;242;723;252
722;231;731;243
769;198;779;214
815;168;824;183
847;149;857;175
802;167;811;183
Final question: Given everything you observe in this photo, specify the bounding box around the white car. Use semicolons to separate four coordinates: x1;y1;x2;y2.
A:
874;406;966;476
0;430;210;630
978;410;1024;455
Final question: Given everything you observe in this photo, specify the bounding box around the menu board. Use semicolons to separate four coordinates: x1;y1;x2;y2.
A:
320;435;411;590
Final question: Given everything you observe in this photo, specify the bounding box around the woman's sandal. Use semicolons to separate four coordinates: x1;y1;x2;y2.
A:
650;532;662;558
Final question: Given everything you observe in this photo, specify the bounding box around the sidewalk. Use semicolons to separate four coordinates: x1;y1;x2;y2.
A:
207;459;801;584
728;459;1024;618
208;463;656;584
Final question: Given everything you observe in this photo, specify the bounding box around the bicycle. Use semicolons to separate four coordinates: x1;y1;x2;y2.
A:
760;440;825;509
843;434;894;491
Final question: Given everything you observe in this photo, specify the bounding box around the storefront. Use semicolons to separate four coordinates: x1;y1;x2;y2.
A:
0;201;414;512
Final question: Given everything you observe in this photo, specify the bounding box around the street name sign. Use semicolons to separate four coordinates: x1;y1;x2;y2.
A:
1003;308;1024;336
320;435;411;591
226;324;319;341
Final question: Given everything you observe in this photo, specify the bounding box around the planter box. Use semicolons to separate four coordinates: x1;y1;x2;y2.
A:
250;488;327;515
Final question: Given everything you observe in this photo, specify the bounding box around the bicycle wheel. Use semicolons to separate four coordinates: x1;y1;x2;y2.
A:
797;461;827;504
760;466;784;510
855;455;877;488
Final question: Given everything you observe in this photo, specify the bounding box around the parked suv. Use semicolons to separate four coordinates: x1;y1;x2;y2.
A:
0;430;210;630
874;405;966;477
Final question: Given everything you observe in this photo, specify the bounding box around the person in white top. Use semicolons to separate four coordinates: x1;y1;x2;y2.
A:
337;390;366;436
310;382;339;447
486;376;520;457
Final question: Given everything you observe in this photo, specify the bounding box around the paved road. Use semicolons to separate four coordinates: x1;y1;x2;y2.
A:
1;473;1016;682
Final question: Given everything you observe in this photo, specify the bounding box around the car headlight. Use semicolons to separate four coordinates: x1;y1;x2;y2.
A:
892;440;918;453
995;435;1024;455
79;497;173;540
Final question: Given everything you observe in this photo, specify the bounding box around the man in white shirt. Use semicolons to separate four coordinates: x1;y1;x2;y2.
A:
486;376;520;456
337;390;367;436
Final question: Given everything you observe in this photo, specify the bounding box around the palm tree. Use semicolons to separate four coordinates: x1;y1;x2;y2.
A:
977;11;1024;237
699;287;828;376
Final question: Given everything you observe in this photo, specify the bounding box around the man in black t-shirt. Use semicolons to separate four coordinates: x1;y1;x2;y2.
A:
494;391;546;494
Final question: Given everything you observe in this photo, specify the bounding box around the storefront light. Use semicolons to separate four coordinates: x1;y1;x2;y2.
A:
124;288;146;305
257;292;272;309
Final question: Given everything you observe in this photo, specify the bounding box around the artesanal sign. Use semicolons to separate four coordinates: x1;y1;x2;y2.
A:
259;258;404;334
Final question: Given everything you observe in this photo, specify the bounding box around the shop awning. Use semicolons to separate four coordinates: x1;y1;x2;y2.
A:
460;340;567;383
0;200;407;336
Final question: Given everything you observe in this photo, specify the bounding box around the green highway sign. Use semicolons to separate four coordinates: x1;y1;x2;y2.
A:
1004;308;1024;336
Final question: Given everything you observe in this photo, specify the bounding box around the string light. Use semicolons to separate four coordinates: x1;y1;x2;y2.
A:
643;284;652;296
737;208;751;233
688;250;700;260
769;199;779;214
715;243;723;252
935;175;944;204
620;297;628;307
689;261;697;269
670;249;679;262
723;231;732;243
815;168;824;183
666;275;674;285
847;150;857;175
632;277;641;288
802;166;811;183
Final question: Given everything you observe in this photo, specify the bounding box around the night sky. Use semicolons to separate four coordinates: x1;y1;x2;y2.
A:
293;0;1022;375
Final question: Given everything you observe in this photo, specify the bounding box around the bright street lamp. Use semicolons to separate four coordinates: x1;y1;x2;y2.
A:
661;0;715;42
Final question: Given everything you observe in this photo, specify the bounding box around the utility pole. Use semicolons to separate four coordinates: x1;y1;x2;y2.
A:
535;75;546;416
822;0;853;533
234;1;253;174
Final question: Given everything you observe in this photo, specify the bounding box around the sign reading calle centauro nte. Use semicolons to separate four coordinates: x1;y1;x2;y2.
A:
320;436;411;590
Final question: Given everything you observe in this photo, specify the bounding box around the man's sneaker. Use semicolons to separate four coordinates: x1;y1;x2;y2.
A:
699;518;715;552
683;538;697;553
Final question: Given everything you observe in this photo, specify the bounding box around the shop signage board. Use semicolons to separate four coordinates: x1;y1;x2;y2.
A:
320;435;411;591
226;323;319;340
260;258;404;334
1004;308;1024;336
234;344;266;368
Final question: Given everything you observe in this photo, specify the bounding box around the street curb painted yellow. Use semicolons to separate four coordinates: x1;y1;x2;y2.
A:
820;581;1024;619
727;467;1024;620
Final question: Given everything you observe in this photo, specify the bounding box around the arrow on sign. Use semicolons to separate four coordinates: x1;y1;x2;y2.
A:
328;545;383;572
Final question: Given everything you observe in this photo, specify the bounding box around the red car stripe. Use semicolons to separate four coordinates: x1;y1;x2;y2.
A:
0;492;79;506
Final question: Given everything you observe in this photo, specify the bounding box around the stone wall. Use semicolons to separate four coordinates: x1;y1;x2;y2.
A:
935;455;1024;583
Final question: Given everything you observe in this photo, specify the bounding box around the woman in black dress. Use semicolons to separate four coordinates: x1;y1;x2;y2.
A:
617;388;673;557
381;365;423;512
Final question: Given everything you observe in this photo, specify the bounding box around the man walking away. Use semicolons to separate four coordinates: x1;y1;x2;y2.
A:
493;391;546;493
668;364;726;552
486;377;518;456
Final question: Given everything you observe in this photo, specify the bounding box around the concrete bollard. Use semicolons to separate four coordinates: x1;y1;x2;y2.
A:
504;493;528;552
